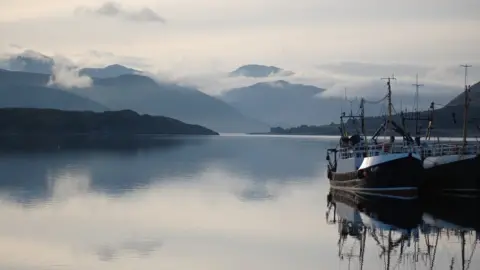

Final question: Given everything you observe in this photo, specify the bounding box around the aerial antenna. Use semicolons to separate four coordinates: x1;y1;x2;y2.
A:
344;88;355;117
412;74;423;114
461;64;472;88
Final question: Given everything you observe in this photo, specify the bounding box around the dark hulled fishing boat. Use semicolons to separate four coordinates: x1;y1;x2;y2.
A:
327;77;423;200
422;146;480;197
414;66;480;197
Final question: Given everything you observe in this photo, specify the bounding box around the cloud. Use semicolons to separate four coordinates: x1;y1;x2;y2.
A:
0;167;331;270
147;61;480;115
48;56;92;88
2;45;477;111
95;238;163;261
75;2;166;24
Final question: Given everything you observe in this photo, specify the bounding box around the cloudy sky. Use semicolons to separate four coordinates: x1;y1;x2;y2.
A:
1;0;479;95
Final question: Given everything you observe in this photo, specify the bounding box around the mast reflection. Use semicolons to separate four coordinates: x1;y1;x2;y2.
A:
325;189;479;270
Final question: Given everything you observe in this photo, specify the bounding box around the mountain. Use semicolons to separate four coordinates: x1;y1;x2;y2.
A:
4;50;54;74
446;81;480;107
268;81;480;136
220;78;467;128
1;50;141;79
219;80;352;127
229;64;294;78
73;74;269;133
79;64;141;78
0;108;218;135
0;69;268;133
0;69;108;112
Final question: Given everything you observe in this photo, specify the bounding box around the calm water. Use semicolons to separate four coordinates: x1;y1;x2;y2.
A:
0;134;477;270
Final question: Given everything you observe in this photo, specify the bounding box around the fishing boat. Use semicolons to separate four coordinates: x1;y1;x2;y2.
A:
326;77;423;200
403;66;480;197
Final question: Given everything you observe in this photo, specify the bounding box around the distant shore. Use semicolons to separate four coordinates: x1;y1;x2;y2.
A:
0;108;219;136
251;128;480;138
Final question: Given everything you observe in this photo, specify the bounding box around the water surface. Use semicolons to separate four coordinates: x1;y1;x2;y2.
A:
0;135;477;269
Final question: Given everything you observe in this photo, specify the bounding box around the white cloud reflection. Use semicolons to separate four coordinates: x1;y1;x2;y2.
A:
0;167;331;270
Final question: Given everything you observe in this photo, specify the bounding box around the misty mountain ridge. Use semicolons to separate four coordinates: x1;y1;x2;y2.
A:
1;50;142;79
219;78;472;127
0;69;268;133
79;64;141;78
229;64;295;78
447;81;480;107
6;50;54;74
2;49;477;132
220;80;336;127
222;80;324;100
0;69;108;112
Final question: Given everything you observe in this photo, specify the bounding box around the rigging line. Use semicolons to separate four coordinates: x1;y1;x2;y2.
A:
364;93;389;104
429;99;475;109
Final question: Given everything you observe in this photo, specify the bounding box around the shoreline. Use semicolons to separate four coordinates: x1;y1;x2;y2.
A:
249;131;480;138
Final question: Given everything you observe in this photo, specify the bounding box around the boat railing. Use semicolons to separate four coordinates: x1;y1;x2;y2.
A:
338;141;480;159
420;142;480;158
338;142;419;159
382;143;422;155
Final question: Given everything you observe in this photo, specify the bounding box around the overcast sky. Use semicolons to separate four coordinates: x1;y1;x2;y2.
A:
1;0;480;101
1;0;479;72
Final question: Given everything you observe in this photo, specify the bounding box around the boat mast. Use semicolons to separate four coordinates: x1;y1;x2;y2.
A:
461;64;472;151
360;97;368;156
461;231;465;270
381;75;397;134
360;98;365;137
412;74;424;135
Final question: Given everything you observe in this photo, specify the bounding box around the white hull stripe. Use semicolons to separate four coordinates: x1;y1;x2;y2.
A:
424;154;477;169
358;153;421;170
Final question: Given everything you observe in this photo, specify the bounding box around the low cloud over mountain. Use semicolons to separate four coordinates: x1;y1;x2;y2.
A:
0;51;268;133
1;49;478;130
229;64;294;78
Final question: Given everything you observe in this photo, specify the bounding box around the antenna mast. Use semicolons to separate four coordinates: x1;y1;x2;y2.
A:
460;64;472;150
412;74;424;135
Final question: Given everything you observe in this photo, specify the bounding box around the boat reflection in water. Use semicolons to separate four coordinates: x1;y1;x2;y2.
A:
326;189;479;269
421;194;479;270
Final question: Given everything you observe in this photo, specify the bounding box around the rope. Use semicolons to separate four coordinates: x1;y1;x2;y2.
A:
364;93;389;104
432;100;473;109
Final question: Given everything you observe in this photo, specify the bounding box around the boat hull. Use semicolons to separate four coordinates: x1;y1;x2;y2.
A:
422;154;480;197
421;193;480;231
331;188;422;230
329;154;423;200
